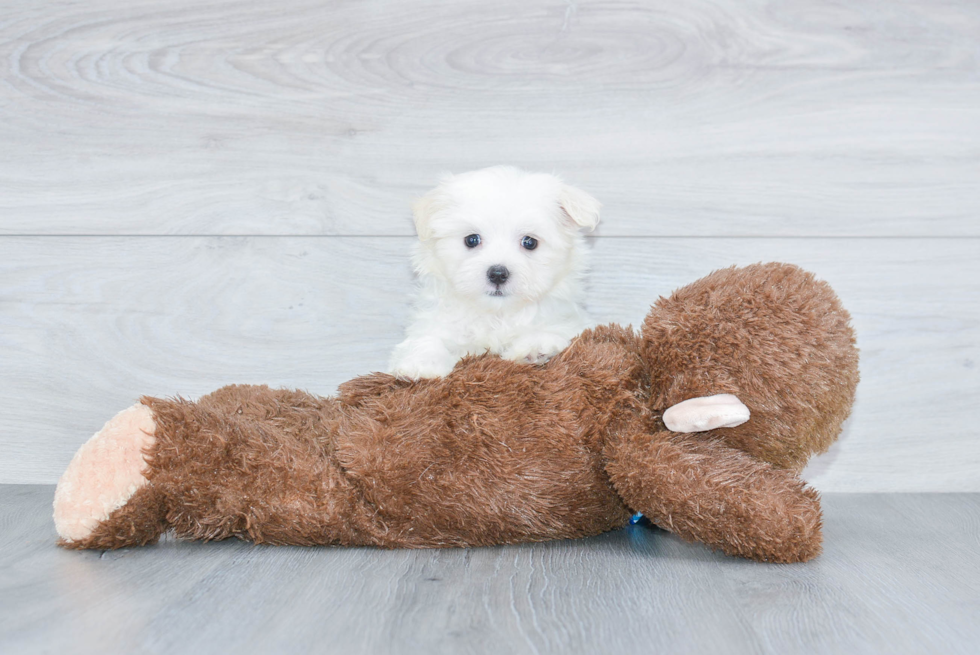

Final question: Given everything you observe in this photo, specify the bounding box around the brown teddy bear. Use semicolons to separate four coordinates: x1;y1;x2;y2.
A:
52;262;858;563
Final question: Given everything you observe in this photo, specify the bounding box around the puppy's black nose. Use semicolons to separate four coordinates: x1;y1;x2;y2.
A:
487;265;509;286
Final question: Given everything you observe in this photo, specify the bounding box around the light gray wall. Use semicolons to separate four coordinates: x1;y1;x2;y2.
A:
1;0;977;489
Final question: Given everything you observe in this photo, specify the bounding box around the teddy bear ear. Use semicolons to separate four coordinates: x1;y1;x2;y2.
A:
412;174;453;242
558;183;601;232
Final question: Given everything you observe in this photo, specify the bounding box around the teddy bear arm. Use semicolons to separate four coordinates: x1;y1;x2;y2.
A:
550;324;645;386
607;430;823;563
338;372;413;407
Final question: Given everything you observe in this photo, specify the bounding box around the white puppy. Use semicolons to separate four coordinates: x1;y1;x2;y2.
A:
388;166;600;380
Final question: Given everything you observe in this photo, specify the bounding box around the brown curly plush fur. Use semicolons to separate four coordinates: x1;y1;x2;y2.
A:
642;263;859;471
57;263;858;563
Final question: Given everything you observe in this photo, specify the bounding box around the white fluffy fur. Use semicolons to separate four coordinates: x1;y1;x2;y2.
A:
389;166;600;379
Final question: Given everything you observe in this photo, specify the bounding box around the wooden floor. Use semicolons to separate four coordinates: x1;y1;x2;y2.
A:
1;485;977;654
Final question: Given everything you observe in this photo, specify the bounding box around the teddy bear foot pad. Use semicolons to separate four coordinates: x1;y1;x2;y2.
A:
53;404;156;543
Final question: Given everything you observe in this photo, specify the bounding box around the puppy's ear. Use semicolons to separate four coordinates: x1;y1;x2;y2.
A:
412;176;451;241
558;183;601;232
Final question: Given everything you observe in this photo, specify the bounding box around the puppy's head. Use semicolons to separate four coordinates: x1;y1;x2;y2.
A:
411;166;600;308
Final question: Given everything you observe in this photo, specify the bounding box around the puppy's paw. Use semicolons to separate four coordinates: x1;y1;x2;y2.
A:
390;357;455;380
388;338;458;380
663;394;750;433
501;333;571;365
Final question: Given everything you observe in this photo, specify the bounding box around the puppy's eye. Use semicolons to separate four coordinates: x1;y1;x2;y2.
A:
521;236;538;250
464;234;481;248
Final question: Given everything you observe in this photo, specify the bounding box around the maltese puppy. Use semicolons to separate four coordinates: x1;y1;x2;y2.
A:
388;166;600;380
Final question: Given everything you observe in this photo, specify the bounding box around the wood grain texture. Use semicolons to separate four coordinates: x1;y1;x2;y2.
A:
0;236;977;490
2;486;978;654
1;0;978;236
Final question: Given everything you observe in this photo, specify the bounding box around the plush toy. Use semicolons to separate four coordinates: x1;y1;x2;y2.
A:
53;263;858;563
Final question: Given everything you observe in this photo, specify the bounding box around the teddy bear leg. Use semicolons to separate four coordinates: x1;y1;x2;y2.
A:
607;430;823;563
53;403;166;549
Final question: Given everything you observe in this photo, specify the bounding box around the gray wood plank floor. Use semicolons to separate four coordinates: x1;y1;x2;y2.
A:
1;485;977;655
